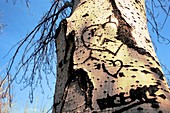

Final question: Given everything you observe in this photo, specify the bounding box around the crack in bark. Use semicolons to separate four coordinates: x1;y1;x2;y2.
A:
150;67;164;80
60;30;76;112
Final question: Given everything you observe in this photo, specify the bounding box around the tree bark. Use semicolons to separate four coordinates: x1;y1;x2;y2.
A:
53;0;170;112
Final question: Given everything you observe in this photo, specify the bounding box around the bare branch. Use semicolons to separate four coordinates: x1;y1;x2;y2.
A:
146;0;170;44
3;0;73;103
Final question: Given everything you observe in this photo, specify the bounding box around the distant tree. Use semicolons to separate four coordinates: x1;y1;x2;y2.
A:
0;80;11;113
2;0;170;112
0;13;11;112
0;65;12;113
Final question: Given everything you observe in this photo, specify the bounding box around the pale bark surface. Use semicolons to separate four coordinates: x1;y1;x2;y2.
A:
53;0;170;112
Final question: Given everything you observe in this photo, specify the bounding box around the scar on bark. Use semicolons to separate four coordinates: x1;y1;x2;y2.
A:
75;68;94;110
110;0;160;66
66;68;94;110
59;68;94;111
54;27;76;112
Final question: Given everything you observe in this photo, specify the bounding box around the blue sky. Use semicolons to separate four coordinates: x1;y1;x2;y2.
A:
0;1;55;113
0;1;170;113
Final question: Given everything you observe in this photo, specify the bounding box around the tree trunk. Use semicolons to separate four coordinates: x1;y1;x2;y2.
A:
53;0;170;112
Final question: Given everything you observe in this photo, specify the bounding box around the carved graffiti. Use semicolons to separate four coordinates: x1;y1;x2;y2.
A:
78;22;125;78
97;85;160;112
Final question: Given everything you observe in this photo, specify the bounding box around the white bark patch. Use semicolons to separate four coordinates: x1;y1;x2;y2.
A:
115;0;158;60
